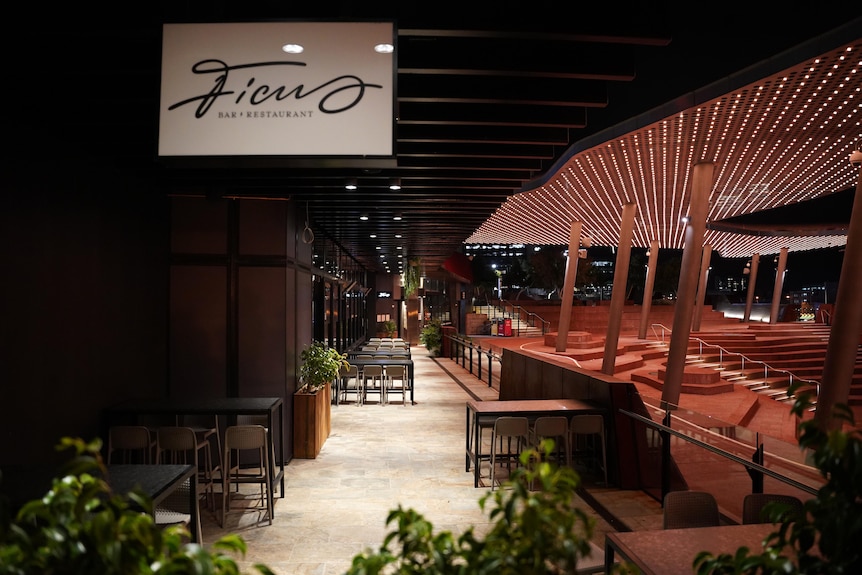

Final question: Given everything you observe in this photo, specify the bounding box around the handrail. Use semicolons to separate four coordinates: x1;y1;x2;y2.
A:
619;407;819;496
445;333;502;388
637;394;822;483
649;323;821;401
478;299;550;335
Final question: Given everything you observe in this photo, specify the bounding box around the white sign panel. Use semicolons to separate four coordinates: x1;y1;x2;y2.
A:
159;22;395;158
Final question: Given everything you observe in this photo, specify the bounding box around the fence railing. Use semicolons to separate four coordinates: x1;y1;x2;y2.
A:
446;333;502;388
649;323;821;401
620;399;820;507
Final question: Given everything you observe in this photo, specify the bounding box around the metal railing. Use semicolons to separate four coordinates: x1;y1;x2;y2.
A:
475;299;550;335
649;323;821;400
446;333;502;388
620;401;820;506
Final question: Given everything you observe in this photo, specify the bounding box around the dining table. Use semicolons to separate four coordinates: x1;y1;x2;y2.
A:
108;463;200;543
348;349;411;358
0;462;200;543
105;396;285;498
604;523;777;575
465;398;606;487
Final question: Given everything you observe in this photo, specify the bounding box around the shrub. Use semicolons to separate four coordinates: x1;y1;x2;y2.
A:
0;437;274;575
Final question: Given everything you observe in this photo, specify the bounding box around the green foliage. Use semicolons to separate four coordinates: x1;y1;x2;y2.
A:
299;341;351;392
0;437;274;575
694;390;862;574
403;259;421;298
379;320;397;336
419;321;443;356
344;441;613;575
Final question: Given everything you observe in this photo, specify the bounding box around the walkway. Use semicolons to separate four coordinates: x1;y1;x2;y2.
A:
200;346;659;574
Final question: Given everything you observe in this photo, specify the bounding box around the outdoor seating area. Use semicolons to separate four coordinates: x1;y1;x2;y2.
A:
340;339;415;405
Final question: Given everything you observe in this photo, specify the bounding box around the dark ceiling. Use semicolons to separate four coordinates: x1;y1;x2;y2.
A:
11;3;860;279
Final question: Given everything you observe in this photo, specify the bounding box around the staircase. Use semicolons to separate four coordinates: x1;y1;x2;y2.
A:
676;324;851;409
471;304;546;337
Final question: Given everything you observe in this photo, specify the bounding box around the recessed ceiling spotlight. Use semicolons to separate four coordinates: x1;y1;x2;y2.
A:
389;178;401;190
345;179;358;190
393;213;402;221
359;214;368;221
282;43;304;54
374;43;394;54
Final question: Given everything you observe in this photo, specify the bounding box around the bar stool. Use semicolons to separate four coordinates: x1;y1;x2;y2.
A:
362;364;385;405
489;416;529;490
569;414;607;486
177;414;222;489
156;426;216;511
529;416;570;467
107;425;156;464
222;424;273;527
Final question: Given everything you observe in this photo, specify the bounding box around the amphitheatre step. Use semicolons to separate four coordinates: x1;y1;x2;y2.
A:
543;331;598;348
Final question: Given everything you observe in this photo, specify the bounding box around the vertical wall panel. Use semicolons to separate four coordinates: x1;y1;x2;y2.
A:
169;265;227;398
238;267;286;397
170;197;227;253
239;201;288;256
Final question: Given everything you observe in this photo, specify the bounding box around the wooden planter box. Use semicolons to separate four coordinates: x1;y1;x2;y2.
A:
293;382;331;459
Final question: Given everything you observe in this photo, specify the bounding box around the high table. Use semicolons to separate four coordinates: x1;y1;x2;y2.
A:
105;397;285;499
348;349;411;358
344;358;415;404
0;463;200;543
108;463;200;543
605;523;776;575
465;398;606;488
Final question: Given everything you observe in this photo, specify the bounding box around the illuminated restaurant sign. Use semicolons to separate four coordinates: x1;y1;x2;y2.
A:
158;22;395;159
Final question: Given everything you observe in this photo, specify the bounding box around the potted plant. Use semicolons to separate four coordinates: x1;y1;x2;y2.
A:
380;319;397;338
420;320;443;357
295;341;350;458
298;341;350;394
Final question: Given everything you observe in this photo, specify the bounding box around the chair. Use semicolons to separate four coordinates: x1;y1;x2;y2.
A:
176;414;222;486
156;426;215;511
489;416;529;490
742;493;804;524
107;425;156;464
362;364;386;405
569;414;607;486
529;416;569;467
339;364;362;405
663;490;720;529
221;425;273;527
384;364;408;405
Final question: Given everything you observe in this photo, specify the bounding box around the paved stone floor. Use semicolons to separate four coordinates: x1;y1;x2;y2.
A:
200;347;639;574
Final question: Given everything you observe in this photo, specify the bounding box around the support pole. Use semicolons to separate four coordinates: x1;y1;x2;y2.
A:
603;202;637;375
661;161;713;407
692;244;712;332
638;240;660;339
555;221;582;352
816;158;862;429
743;254;760;323
769;248;788;324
